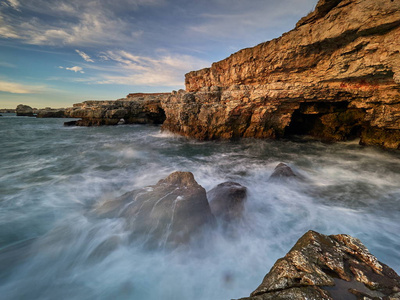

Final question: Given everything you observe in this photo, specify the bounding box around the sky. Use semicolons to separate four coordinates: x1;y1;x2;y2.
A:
0;0;319;108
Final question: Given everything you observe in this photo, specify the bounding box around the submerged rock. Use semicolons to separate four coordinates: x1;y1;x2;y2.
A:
237;230;400;300
207;181;247;222
269;163;297;181
16;104;34;117
95;171;215;248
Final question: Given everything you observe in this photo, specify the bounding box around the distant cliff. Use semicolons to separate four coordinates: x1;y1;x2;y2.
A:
161;0;400;149
65;93;168;126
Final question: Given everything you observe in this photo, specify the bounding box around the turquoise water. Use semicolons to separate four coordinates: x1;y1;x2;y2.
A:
1;114;400;299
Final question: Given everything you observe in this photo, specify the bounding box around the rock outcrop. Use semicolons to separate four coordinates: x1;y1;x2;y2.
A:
238;230;400;300
161;0;400;149
65;93;168;126
207;181;247;222
36;108;65;118
16;104;34;117
95;171;215;248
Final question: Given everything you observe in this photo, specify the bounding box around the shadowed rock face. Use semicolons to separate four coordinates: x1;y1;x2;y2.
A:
161;0;400;149
237;230;400;300
95;171;215;249
65;93;168;126
207;182;247;222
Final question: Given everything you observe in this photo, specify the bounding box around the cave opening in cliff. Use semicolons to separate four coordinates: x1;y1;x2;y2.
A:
284;101;364;141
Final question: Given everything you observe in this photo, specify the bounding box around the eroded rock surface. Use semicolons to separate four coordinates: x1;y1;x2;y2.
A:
95;171;215;248
161;0;400;149
65;93;168;126
207;181;247;222
237;230;400;300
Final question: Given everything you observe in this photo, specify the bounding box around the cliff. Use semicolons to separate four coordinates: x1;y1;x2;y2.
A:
65;93;168;126
161;0;400;149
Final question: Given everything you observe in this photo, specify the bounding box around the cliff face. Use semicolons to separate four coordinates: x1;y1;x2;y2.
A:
65;93;168;126
162;0;400;149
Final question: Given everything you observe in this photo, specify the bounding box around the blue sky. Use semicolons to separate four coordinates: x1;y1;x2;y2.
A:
0;0;318;108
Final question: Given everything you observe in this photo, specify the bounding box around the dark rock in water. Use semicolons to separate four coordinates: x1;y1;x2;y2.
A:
237;230;400;300
64;120;77;126
207;182;247;222
269;163;297;180
95;171;215;249
16;104;34;116
0;114;2;117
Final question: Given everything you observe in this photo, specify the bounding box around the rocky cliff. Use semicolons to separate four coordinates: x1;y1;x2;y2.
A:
65;93;168;126
161;0;400;149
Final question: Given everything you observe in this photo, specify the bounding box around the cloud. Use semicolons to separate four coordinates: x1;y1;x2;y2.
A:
0;0;164;46
76;49;94;62
64;66;84;73
94;50;210;86
5;0;20;10
0;80;45;94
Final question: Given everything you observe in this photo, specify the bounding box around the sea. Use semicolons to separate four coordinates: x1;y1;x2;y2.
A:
1;113;400;300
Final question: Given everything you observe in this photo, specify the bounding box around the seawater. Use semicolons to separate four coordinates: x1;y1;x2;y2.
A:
1;114;400;300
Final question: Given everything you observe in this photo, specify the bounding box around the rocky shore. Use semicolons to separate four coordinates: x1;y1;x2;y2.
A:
92;168;400;299
42;0;399;150
64;93;167;126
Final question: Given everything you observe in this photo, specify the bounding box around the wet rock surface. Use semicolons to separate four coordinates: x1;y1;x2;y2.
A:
237;230;400;300
95;171;215;249
207;181;247;222
161;0;400;149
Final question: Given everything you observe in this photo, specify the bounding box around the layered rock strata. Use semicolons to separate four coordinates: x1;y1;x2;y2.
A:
65;93;168;126
161;0;400;149
238;230;400;300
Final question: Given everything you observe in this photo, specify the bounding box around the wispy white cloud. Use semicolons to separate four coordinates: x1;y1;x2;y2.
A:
0;0;164;46
64;66;84;73
0;80;45;94
93;50;210;86
0;15;20;38
4;0;20;10
75;49;94;62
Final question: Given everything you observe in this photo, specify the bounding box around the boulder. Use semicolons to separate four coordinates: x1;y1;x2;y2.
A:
207;182;247;222
16;104;34;116
95;171;215;248
237;230;400;300
269;163;297;181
